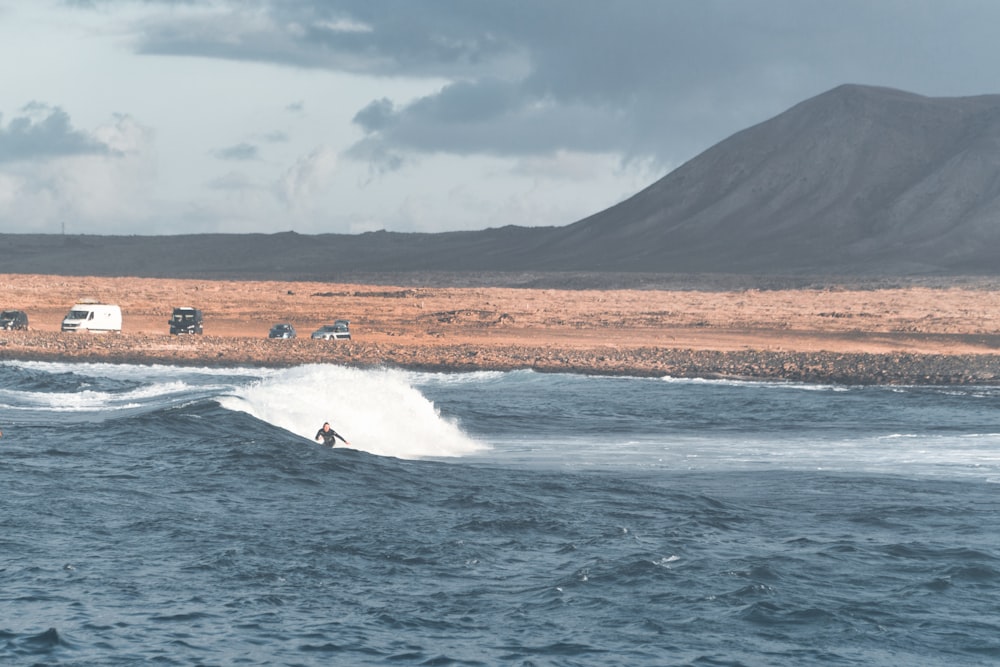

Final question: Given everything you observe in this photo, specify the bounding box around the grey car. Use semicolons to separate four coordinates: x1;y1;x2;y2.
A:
311;320;351;340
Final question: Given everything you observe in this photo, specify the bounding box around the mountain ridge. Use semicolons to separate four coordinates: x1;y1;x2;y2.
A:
551;84;1000;273
3;84;1000;282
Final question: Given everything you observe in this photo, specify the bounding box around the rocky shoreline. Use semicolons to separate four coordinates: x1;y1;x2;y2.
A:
2;330;999;385
5;273;1000;386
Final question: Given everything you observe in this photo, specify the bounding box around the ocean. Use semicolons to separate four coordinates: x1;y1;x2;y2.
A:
2;360;999;666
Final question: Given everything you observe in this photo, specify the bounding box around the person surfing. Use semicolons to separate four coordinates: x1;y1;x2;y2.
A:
315;422;349;447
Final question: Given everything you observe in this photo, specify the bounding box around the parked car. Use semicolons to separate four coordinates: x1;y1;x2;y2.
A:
311;319;351;340
61;302;122;333
268;323;297;339
0;309;28;330
168;307;203;334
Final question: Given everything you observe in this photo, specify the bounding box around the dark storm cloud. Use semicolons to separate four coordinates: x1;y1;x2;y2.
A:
0;104;113;163
96;0;1000;168
352;98;395;133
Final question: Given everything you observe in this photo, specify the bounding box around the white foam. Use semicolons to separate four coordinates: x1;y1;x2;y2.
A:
6;359;264;380
218;364;488;460
0;376;214;413
659;375;852;392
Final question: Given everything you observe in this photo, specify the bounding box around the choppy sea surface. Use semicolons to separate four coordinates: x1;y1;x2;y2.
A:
2;360;999;666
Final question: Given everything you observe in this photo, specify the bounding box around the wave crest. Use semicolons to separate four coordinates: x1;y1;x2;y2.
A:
218;364;487;460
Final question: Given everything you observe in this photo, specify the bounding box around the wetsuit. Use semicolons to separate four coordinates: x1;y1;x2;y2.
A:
316;426;346;446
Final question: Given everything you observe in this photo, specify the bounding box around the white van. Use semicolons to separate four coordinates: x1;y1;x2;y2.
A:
61;303;123;333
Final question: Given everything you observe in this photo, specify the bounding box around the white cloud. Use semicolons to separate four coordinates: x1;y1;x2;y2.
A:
0;103;113;163
0;112;155;232
5;0;1000;235
274;145;338;207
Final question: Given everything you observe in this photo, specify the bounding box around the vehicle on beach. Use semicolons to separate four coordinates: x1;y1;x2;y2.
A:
168;307;203;334
61;302;122;333
0;310;28;330
268;323;297;339
311;320;351;340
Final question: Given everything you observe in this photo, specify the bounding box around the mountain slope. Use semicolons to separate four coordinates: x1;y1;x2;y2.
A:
3;84;1000;279
540;84;1000;273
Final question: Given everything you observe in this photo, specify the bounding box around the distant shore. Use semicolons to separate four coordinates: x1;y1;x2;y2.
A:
3;273;1000;385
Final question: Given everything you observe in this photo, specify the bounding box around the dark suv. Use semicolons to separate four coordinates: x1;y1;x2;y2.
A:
168;307;203;334
268;323;297;339
0;310;28;330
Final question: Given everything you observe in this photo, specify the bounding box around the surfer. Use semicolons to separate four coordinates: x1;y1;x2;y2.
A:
315;422;349;447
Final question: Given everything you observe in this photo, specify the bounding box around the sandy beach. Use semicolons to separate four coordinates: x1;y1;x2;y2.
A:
2;273;1000;384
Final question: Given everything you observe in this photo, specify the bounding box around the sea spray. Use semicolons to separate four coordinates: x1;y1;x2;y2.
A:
218;363;487;459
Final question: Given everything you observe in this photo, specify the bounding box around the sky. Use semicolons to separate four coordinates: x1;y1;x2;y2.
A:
2;1;1000;236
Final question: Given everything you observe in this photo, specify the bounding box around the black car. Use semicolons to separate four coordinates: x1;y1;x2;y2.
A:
169;307;203;334
268;323;296;339
0;310;28;330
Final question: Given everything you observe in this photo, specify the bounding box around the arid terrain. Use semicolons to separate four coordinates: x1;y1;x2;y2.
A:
2;273;1000;384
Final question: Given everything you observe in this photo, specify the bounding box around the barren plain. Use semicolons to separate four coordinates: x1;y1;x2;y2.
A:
2;274;1000;384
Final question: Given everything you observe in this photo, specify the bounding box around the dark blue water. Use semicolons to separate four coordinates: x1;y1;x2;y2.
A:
2;361;999;665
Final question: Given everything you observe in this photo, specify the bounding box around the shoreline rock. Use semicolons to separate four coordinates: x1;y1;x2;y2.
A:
2;331;998;385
